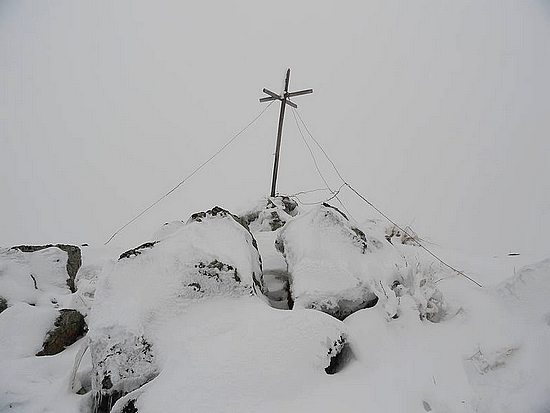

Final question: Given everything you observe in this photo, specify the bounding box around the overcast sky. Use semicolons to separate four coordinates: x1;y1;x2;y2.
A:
1;0;549;258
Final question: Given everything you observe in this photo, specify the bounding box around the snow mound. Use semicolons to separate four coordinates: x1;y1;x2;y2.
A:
106;298;348;413
87;206;263;411
498;257;550;321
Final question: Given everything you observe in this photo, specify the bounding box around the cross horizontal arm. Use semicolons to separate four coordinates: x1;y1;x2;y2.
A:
286;89;313;98
262;88;281;100
285;99;298;109
260;96;278;103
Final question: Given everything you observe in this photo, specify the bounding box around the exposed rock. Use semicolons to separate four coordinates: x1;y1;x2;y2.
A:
118;242;157;260
0;296;7;313
325;334;353;374
11;244;82;292
36;309;87;356
188;205;251;232
121;399;138;413
239;196;301;232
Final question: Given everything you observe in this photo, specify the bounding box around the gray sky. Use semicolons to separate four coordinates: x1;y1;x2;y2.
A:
1;0;549;257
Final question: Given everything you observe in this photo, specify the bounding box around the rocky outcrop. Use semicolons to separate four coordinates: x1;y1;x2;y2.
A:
118;242;157;260
11;244;82;292
36;309;87;356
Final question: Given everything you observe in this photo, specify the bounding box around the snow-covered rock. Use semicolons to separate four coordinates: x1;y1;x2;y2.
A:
239;195;301;232
0;245;76;308
11;244;82;292
87;206;263;412
274;203;390;320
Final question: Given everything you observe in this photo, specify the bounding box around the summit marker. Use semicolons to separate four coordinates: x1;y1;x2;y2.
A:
260;69;313;197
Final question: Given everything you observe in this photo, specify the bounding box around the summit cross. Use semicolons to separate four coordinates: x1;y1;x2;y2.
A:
260;68;313;197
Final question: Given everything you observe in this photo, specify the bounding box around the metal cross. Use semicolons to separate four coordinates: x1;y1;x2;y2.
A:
260;68;313;197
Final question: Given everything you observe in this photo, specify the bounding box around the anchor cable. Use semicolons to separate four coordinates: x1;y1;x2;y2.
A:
104;101;276;245
291;107;355;220
294;108;482;288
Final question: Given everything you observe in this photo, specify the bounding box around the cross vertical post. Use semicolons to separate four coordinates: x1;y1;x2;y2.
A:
260;68;313;197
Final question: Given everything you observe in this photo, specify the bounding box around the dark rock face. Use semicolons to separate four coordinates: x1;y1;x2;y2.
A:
121;399;138;413
325;336;354;374
11;244;82;293
36;309;87;356
0;296;7;314
118;242;158;260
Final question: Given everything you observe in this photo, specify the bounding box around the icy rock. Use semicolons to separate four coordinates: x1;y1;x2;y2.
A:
88;206;263;412
36;308;87;356
91;329;156;413
275;203;388;320
239;195;300;232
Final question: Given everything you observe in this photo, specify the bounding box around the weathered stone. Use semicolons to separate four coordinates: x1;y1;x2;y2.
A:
11;244;82;292
37;309;87;356
0;296;7;314
118;242;158;260
121;399;138;413
325;334;353;374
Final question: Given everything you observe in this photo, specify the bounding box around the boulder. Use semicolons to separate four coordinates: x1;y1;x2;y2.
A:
36;309;87;356
11;244;82;292
275;203;390;320
0;246;76;307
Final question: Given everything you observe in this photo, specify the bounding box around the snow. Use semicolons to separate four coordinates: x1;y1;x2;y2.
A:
0;203;549;412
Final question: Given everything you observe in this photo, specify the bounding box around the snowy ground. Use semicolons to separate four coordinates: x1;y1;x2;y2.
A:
0;205;549;413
